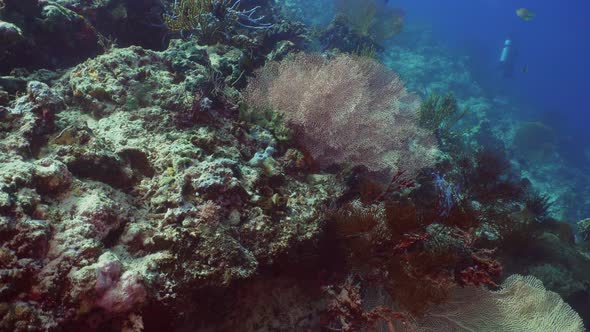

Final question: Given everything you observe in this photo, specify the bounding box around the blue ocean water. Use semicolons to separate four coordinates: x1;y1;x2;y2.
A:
385;0;590;222
395;0;590;142
293;0;590;162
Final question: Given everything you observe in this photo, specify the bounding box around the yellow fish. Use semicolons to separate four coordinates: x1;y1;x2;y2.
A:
516;8;535;21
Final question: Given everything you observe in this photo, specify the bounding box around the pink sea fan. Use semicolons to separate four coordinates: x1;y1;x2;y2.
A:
244;53;438;177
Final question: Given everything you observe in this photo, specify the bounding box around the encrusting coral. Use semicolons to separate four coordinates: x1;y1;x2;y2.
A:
0;36;343;330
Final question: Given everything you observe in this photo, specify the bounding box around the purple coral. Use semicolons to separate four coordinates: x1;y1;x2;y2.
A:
94;255;146;313
96;270;146;313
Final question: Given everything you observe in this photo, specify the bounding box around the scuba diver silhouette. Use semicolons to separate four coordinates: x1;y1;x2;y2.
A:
499;37;518;78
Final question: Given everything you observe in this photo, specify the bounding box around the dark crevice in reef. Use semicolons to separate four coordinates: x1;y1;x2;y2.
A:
118;148;155;178
102;222;127;249
66;154;137;190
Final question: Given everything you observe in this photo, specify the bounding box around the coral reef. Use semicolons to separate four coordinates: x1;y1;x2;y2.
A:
0;36;343;330
512;121;557;162
319;13;378;54
333;0;404;42
1;1;589;331
164;0;273;34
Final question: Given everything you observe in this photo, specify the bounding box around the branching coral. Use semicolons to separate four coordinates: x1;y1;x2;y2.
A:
334;0;377;37
333;0;404;41
165;0;222;33
325;197;501;316
323;276;406;332
164;0;272;42
457;148;525;203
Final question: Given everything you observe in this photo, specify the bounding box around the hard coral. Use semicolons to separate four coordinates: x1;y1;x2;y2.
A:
96;271;147;313
164;0;272;44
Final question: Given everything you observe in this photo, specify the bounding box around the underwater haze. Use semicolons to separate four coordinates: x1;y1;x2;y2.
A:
1;0;590;331
395;0;590;141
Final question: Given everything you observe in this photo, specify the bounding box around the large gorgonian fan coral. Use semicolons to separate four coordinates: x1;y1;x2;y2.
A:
244;53;438;177
414;274;585;332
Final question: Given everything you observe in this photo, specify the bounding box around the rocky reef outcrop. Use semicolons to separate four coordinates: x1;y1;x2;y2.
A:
0;36;344;330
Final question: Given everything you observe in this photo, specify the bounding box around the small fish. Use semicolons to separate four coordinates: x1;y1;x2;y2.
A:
522;65;528;73
516;8;535;21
